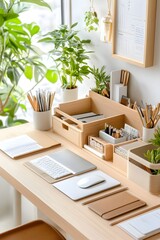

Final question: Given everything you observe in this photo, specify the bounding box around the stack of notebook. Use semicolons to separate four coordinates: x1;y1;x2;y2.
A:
118;208;160;239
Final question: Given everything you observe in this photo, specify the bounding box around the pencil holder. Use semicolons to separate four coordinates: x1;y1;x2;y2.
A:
33;110;52;131
142;126;155;142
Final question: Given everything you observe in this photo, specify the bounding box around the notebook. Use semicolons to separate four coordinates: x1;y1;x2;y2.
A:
25;149;96;183
118;208;160;240
53;170;121;200
88;191;146;220
0;131;60;159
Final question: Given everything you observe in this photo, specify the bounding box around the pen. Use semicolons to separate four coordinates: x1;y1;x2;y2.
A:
27;90;55;112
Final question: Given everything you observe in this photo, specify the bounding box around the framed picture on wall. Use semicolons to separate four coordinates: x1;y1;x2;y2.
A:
112;0;157;67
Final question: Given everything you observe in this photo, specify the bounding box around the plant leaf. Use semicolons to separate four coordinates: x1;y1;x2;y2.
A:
20;0;52;10
71;22;78;29
24;65;33;80
45;69;58;83
0;15;4;26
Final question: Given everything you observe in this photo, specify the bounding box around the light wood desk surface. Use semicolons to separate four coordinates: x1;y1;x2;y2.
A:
0;123;160;240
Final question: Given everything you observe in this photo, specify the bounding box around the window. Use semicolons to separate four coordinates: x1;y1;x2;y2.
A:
20;0;62;33
18;1;64;120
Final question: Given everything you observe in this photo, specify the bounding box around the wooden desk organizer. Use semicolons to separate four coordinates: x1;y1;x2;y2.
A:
52;91;143;174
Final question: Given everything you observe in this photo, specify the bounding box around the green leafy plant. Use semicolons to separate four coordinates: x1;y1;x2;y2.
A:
84;10;99;32
39;22;92;89
149;126;160;146
144;127;160;175
90;66;110;97
0;0;58;128
144;148;160;175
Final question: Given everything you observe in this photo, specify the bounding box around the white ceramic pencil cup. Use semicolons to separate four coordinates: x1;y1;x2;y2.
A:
33;110;52;131
142;126;155;142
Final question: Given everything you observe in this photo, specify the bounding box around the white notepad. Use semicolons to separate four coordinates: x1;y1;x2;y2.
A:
53;170;120;200
118;208;160;240
0;135;42;158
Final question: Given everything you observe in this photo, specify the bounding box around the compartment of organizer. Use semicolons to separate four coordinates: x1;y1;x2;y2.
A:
52;96;123;148
113;140;147;174
97;116;140;171
84;114;136;162
84;135;113;161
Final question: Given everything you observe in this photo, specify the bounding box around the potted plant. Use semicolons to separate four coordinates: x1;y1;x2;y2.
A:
90;66;110;98
144;127;160;174
128;126;160;194
84;0;99;32
39;22;92;102
0;0;58;128
84;10;99;32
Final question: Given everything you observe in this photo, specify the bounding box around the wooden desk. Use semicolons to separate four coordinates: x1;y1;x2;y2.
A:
0;123;160;240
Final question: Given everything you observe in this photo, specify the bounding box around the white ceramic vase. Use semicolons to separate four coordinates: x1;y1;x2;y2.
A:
142;126;155;142
62;87;78;102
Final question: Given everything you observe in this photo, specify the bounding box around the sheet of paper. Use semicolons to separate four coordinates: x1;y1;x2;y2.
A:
118;208;160;240
115;0;146;62
129;210;160;235
0;135;42;158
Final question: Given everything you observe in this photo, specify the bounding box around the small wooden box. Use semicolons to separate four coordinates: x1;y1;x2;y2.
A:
128;144;160;194
86;136;113;161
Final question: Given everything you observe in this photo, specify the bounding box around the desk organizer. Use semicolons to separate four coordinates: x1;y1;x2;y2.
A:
52;91;143;173
128;144;160;194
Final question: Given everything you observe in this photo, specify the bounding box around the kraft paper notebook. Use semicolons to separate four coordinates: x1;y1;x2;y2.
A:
88;191;146;220
0;131;60;159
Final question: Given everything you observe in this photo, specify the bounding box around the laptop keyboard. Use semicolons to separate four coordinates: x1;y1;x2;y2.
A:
30;156;73;179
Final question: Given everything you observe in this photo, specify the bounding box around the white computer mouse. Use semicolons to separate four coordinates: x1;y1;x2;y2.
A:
77;175;105;189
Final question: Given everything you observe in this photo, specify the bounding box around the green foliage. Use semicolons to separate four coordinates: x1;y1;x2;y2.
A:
39;22;92;89
84;10;99;32
0;0;57;128
144;127;160;175
90;66;110;97
144;148;160;175
45;69;58;83
0;83;28;127
149;127;160;147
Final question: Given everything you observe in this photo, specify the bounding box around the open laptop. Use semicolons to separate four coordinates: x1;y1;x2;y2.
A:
25;149;96;183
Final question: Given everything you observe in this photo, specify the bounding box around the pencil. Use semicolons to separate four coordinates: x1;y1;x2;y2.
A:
27;90;55;112
27;93;35;111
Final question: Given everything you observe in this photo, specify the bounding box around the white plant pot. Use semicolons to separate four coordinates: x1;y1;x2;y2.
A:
62;87;78;102
128;144;160;194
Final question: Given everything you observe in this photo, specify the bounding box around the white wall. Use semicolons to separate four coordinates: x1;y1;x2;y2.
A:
71;0;160;106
